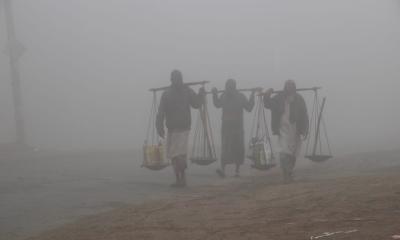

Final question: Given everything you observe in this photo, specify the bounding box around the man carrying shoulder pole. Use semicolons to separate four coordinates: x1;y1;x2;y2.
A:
263;80;309;183
156;70;205;187
212;79;259;178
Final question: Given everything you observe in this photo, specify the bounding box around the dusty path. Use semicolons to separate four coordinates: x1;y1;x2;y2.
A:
27;151;400;240
0;150;222;240
0;151;400;240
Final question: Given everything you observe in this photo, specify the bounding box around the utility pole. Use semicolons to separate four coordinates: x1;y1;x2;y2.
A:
3;0;26;146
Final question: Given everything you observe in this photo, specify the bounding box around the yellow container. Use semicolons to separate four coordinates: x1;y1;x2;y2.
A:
143;145;165;166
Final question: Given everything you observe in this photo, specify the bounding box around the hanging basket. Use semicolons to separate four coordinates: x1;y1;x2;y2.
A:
142;91;170;171
248;138;276;171
305;155;332;163
190;91;217;166
305;94;333;163
142;144;169;170
142;164;169;171
247;96;276;171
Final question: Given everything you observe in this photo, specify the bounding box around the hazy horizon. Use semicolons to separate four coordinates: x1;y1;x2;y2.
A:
1;0;399;154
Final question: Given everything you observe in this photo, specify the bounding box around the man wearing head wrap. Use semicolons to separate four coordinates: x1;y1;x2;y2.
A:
156;70;205;187
263;80;309;183
212;79;256;178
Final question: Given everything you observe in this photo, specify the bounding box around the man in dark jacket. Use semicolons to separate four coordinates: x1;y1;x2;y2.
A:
263;80;308;183
212;79;256;178
156;70;204;187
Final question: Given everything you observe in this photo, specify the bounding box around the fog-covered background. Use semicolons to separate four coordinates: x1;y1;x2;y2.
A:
0;0;399;153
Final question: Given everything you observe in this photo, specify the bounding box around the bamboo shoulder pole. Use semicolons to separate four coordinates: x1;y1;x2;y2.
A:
206;88;262;94
272;87;321;94
149;81;209;92
257;87;322;96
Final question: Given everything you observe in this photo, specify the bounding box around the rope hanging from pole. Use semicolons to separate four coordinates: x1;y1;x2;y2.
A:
247;95;276;171
305;89;333;162
143;81;215;170
142;91;169;171
190;84;217;166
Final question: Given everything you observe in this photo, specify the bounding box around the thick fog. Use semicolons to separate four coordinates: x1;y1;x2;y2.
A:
0;0;399;153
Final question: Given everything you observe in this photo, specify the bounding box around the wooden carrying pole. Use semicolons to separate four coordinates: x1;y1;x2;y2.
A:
206;88;261;94
256;87;321;96
272;87;321;94
149;81;209;92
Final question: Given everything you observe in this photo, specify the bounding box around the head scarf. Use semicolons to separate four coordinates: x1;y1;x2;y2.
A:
225;79;237;94
170;70;183;89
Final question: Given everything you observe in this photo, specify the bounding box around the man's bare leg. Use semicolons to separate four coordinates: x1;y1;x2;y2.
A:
216;163;226;178
180;169;186;187
280;153;290;184
235;164;240;177
171;157;181;187
179;155;187;187
287;155;296;183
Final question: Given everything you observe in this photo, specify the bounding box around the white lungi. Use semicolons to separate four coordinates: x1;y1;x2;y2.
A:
166;130;190;159
279;97;302;157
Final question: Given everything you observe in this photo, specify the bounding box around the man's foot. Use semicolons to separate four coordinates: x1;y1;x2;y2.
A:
283;173;294;184
235;166;240;178
287;172;294;183
180;175;187;187
178;181;187;188
216;169;225;178
282;171;289;184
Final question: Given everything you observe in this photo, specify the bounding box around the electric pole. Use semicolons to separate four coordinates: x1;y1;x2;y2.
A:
3;0;26;146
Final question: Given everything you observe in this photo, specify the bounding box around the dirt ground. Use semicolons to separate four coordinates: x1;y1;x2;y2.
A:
26;150;400;240
0;150;223;240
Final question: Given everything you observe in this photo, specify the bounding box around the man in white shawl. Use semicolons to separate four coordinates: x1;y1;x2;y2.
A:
263;80;309;183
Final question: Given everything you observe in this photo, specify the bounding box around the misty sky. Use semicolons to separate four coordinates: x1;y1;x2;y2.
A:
0;0;399;153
